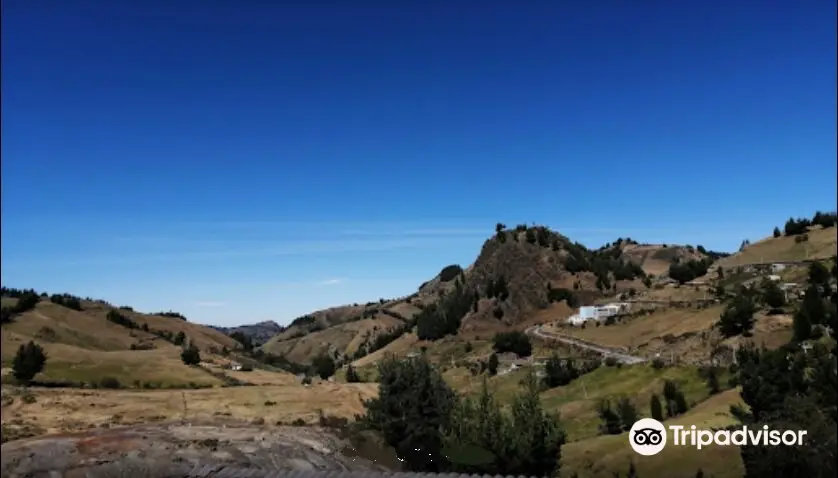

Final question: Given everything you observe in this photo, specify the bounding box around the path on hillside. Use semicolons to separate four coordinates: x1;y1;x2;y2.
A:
525;325;647;365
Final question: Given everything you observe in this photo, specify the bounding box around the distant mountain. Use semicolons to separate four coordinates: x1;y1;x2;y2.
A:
212;320;285;346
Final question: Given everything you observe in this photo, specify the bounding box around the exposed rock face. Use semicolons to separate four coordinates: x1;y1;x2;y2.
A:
0;422;393;478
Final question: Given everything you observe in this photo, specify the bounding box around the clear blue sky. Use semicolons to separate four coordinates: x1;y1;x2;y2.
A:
2;1;836;326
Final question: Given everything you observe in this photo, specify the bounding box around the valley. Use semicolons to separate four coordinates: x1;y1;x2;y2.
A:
2;216;837;478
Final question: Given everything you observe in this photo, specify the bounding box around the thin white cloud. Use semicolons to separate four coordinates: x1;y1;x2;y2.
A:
318;278;343;286
193;301;226;308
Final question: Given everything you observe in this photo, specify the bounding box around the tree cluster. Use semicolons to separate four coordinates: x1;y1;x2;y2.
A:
155;310;187;321
717;294;757;338
542;354;598;389
546;284;578;308
668;258;713;284
491;331;532;357
780;211;837;236
1;288;42;324
597;397;638;435
416;280;473;341
363;354;565;476
48;293;82;311
484;276;509;300
733;339;836;477
312;353;336;379
180;342;201;365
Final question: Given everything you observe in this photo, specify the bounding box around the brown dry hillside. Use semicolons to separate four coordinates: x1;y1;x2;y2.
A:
613;240;712;276
0;295;240;387
713;225;837;269
261;313;405;363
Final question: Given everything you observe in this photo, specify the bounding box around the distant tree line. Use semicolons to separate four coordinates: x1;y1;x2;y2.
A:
668;257;713;284
154;310;187;321
779;211;837;237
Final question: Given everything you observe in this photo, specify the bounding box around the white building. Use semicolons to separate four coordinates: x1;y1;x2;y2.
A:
771;263;787;273
767;275;782;282
566;303;626;326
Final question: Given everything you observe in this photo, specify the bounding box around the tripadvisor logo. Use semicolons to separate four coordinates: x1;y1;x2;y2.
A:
629;418;808;456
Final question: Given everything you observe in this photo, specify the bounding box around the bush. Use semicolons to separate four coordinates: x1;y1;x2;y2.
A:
439;265;464;283
492;307;504;319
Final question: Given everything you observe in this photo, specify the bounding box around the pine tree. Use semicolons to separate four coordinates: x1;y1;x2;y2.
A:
180;342;201;365
650;394;664;421
488;353;499;376
12;341;47;384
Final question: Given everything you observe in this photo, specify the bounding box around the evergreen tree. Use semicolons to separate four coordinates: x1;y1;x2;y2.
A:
313;353;336;379
180;342;201;365
808;262;831;287
12;341;47;384
717;294;756;337
616;397;638;431
650;394;664;421
363;354;457;472
597;399;623;435
487;353;499;376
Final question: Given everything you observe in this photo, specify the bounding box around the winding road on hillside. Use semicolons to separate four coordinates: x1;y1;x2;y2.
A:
525;324;647;365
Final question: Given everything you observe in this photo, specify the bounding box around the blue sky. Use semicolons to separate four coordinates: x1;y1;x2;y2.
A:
2;1;835;326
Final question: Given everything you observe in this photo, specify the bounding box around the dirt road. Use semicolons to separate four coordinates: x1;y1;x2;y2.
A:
526;325;647;365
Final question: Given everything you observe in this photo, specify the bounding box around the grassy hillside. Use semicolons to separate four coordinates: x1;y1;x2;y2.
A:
262;313;405;363
0;296;242;388
715;225;837;268
561;388;746;478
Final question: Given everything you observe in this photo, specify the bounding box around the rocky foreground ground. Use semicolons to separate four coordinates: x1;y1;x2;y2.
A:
0;421;398;477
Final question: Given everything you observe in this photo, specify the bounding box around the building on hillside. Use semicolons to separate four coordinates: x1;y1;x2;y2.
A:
228;362;243;371
771;263;787;273
566;303;625;326
767;275;782;282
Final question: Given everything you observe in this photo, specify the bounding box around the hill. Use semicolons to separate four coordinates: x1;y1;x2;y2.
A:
261;224;719;365
211;320;284;346
0;290;244;388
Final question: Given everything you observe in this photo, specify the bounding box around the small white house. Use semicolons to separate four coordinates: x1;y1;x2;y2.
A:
767;275;782;282
567;304;623;325
229;362;243;371
771;263;787;273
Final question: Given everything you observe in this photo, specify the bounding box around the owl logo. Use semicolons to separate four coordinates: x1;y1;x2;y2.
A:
628;418;667;455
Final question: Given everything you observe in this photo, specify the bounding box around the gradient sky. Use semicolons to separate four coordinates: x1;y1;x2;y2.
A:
2;1;836;326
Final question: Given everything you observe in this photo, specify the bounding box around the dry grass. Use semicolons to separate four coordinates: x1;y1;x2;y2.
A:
554;305;726;350
351;332;421;367
716;227;837;268
0;381;378;436
560;388;746;478
263;314;403;363
0;301;250;387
